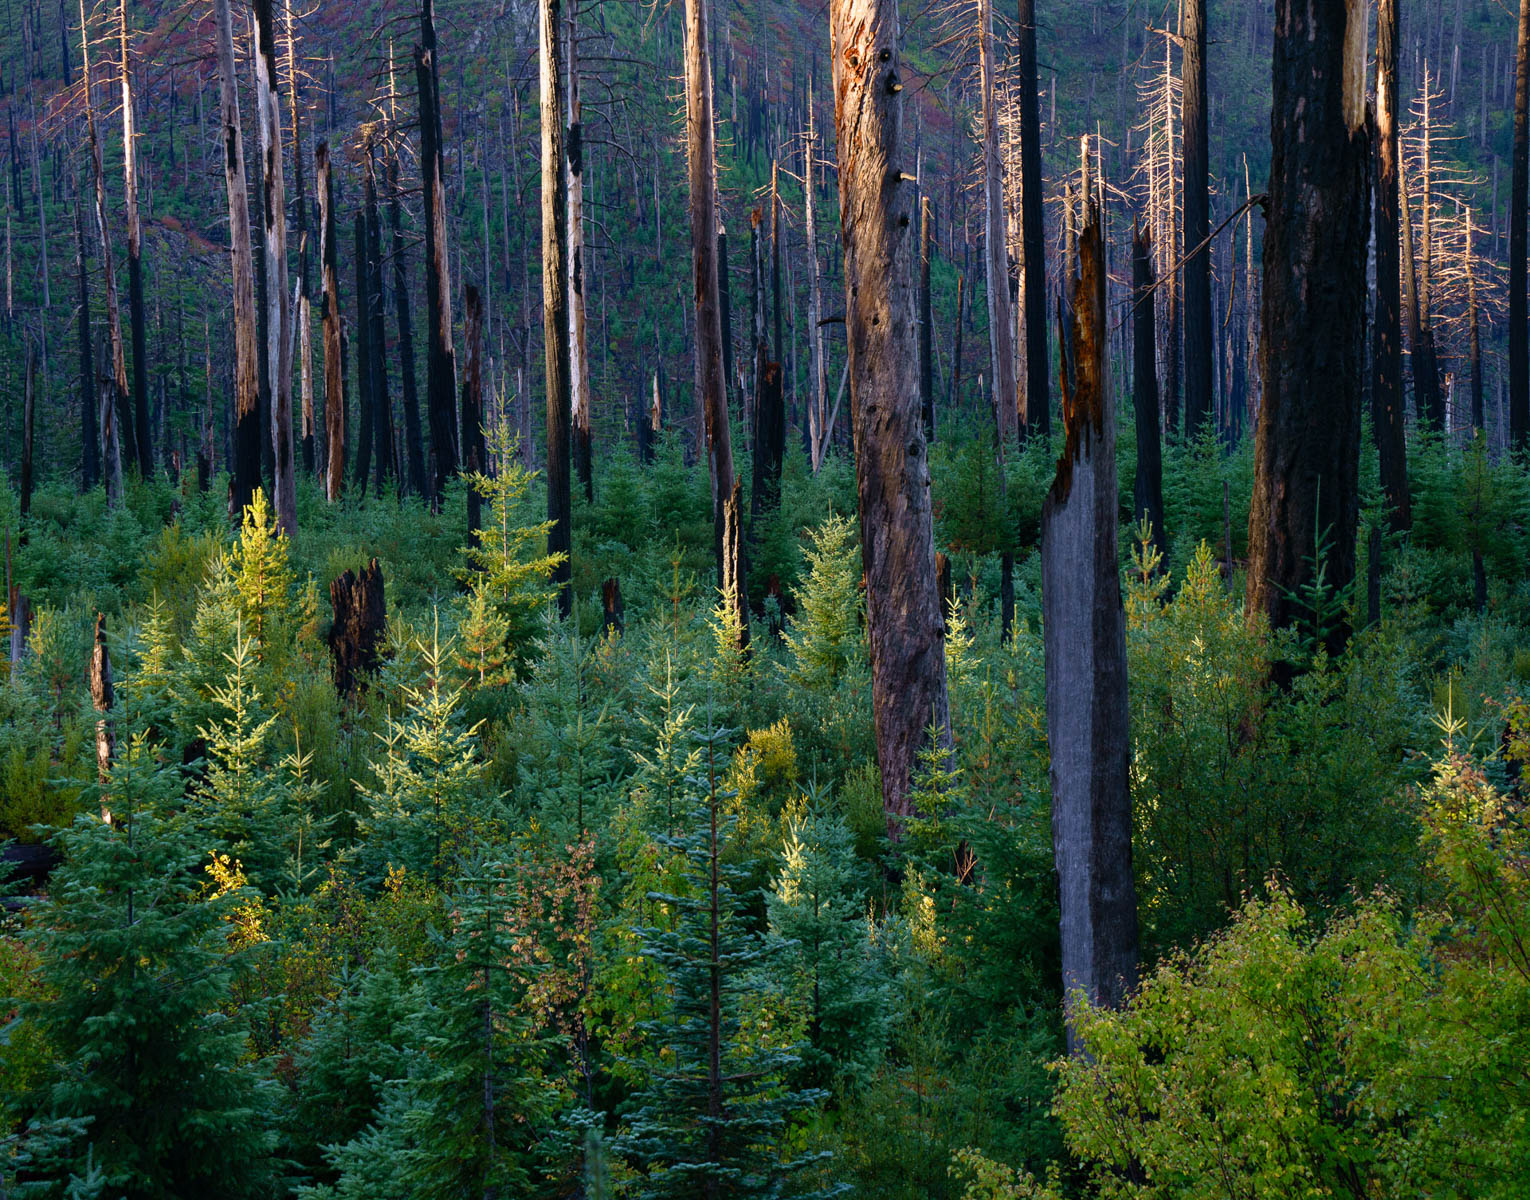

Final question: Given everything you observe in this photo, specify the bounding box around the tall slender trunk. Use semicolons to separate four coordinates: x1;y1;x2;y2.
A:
21;337;35;520
213;0;261;517
919;194;934;442
806;94;826;463
751;166;785;522
979;0;1018;440
76;179;98;489
317;142;346;501
288;0;313;475
463;284;485;535
830;0;949;835
1467;206;1485;432
540;0;573;616
80;0;133;493
1045;188;1137;1046
1181;0;1212;439
363;152;393;495
1132;219;1164;544
687;0;747;648
418;1;459;503
353;210;375;489
1511;0;1530;448
1400;156;1443;428
1372;0;1410;530
567;0;593;502
119;0;151;476
1247;0;1369;659
388;132;427;499
254;0;295;532
1017;0;1048;437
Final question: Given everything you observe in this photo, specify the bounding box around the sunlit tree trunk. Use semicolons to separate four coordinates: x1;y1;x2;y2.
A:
118;0;151;477
418;1;459;504
978;0;1017;441
1181;0;1212;439
317;142;345;501
1017;0;1048;436
540;0;573;616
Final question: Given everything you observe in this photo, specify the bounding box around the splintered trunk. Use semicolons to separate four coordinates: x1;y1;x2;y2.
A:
1372;0;1410;530
288;1;313;475
363;155;393;495
830;0;949;835
567;3;594;502
687;0;748;649
1043;194;1137;1045
80;0;134;490
352;210;374;489
119;0;151;477
1513;0;1530;448
1132;219;1164;544
328;559;386;699
418;2;459;503
90;613;114;821
254;0;295;533
462;284;486;536
76;188;98;489
1247;0;1369;656
978;0;1018;439
1181;0;1212;440
317;142;346;501
540;0;573;617
1017;0;1048;437
214;0;261;517
919;194;934;442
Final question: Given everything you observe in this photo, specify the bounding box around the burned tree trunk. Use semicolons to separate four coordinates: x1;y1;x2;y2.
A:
1017;0;1049;437
417;3;459;504
567;2;594;503
328;559;386;700
1181;0;1212;440
388;131;427;500
1132;219;1164;545
317;142;346;501
601;577;623;636
363;153;393;496
75;185;98;490
687;0;748;650
1372;0;1410;530
213;0;261;518
119;0;151;477
1043;192;1137;1045
978;0;1018;441
462;284;486;537
1467;207;1485;433
1247;0;1369;656
830;0;949;835
90;612;114;821
540;0;573;617
288;2;313;476
21;337;35;521
1511;0;1529;449
352;210;375;490
254;0;295;534
919;194;934;442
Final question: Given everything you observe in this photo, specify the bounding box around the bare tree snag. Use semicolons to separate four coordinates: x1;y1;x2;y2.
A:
352;210;375;490
288;0;313;476
213;0;261;518
540;0;573;617
90;612;114;822
1181;0;1212;440
686;0;747;647
254;0;295;534
567;0;594;503
1017;0;1049;437
1372;0;1410;531
1511;0;1529;449
1247;0;1369;656
919;193;934;442
328;559;386;700
387;72;427;500
21;336;35;522
978;0;1018;439
75;186;98;490
462;284;486;537
830;0;950;835
601;577;623;637
317;142;346;501
362;151;393;495
118;0;151;477
1043;192;1137;1046
417;2;459;504
1131;219;1164;545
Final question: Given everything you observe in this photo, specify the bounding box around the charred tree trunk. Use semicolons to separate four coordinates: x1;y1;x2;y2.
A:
214;0;260;518
388;136;427;500
687;0;748;650
601;576;623;636
75;183;98;490
919;194;934;442
1468;207;1485;432
119;0;151;477
21;337;34;521
1511;0;1529;449
978;0;1018;440
1400;156;1444;429
1247;0;1369;659
418;3;459;503
830;0;949;836
462;284;486;536
567;2;594;503
254;0;295;533
288;2;313;476
1044;193;1137;1046
363;153;393;496
1181;0;1212;440
317;142;346;501
352;210;375;490
328;559;386;700
1017;0;1049;437
540;0;573;617
90;612;114;822
1372;0;1410;530
1132;219;1164;545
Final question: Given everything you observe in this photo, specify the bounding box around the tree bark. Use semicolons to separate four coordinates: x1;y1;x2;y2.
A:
1181;0;1212;440
567;1;594;503
418;3;459;504
75;179;98;490
540;0;573;617
1017;0;1049;437
1131;220;1164;545
1044;193;1137;1046
328;559;386;700
363;151;393;496
830;0;949;836
288;0;313;476
21;337;35;521
1246;0;1369;658
919;194;934;443
118;0;151;477
388;135;428;501
1372;0;1410;531
686;0;747;650
213;0;261;518
254;0;295;534
352;210;374;491
978;0;1018;440
90;612;114;822
1512;0;1530;449
462;284;486;537
317;142;346;501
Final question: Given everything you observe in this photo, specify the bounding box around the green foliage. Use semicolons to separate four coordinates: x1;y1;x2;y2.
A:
783;514;864;691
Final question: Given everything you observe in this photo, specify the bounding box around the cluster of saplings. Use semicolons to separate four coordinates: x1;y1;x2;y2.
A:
0;423;1528;1198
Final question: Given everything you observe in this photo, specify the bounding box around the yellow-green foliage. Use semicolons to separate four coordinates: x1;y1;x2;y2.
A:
784;513;864;690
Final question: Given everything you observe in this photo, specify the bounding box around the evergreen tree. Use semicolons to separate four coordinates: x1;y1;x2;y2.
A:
19;735;277;1199
783;515;864;691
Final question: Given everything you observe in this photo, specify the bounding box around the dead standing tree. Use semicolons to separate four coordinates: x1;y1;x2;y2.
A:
1372;0;1410;529
317;141;346;501
540;0;573;617
418;0;459;504
118;0;151;476
830;0;950;836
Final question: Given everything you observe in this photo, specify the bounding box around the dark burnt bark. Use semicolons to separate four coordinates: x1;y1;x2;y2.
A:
1132;220;1164;545
1017;0;1048;437
21;337;34;521
1042;196;1137;1047
462;284;486;537
254;0;294;533
352;210;374;490
601;576;624;637
540;0;573;617
91;612;114;820
830;0;950;837
388;142;427;500
919;194;934;442
363;154;393;496
1246;0;1369;658
1511;0;1529;449
119;2;151;477
1372;0;1410;531
417;4;460;504
328;559;386;700
1181;0;1212;440
317;142;346;501
76;187;98;490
